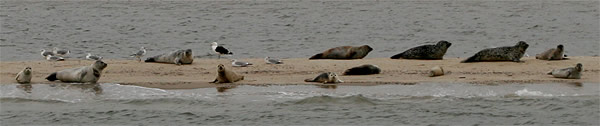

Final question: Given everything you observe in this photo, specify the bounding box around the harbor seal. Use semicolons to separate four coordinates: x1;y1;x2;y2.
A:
536;44;565;60
461;41;529;63
305;72;343;83
145;49;193;65
547;63;582;79
343;64;381;75
309;45;373;60
46;60;108;83
15;67;32;84
390;40;452;59
210;64;244;83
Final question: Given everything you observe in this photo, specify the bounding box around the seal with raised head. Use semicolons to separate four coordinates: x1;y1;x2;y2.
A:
145;49;193;65
15;67;32;84
46;60;108;83
461;41;529;63
305;72;343;83
391;40;452;59
548;63;582;79
210;64;244;83
309;45;373;60
343;64;381;75
536;44;565;60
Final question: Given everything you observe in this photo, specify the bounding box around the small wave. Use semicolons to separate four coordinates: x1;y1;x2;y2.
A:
113;98;206;105
293;95;377;105
0;97;70;103
514;89;554;97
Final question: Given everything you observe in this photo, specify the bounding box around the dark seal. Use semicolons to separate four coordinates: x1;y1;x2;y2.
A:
391;40;452;60
461;41;529;63
309;45;373;60
343;64;381;75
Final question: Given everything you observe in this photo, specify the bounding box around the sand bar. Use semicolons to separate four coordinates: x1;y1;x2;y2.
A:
1;57;598;89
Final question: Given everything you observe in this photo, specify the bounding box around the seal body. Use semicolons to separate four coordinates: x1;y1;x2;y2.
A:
46;60;108;83
305;72;343;83
211;64;244;83
15;67;32;84
343;64;381;75
461;41;529;63
548;63;582;79
391;40;452;60
145;49;193;65
309;45;373;60
536;45;564;60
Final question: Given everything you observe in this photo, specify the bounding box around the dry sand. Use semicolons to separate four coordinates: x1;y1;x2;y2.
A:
1;57;598;89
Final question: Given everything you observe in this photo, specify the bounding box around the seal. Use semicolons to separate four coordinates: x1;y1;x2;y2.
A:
309;45;373;60
343;64;381;75
536;44;565;60
391;40;452;59
304;72;343;83
547;63;582;79
210;64;244;83
461;41;529;63
144;49;193;65
46;60;108;83
15;67;32;84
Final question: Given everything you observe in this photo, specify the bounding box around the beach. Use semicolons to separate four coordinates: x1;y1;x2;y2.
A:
1;57;598;88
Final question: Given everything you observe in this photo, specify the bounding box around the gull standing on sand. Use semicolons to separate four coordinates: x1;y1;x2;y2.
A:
86;53;103;60
46;55;65;61
40;49;54;58
53;47;70;57
231;59;252;67
211;42;233;59
130;47;146;62
265;57;283;64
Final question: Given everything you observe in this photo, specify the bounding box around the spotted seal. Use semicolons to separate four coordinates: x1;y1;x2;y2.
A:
145;49;193;65
46;60;108;83
391;40;452;59
547;63;582;79
461;41;529;63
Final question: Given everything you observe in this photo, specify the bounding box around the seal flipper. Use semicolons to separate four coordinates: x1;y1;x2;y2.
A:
304;78;314;82
46;72;58;81
461;55;478;63
309;53;324;60
390;52;404;59
144;57;156;62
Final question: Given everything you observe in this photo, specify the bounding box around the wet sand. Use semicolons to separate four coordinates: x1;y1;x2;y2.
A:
1;57;598;89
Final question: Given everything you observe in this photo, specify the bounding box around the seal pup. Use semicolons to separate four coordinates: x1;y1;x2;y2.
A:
15;67;32;84
46;60;108;83
391;40;452;59
547;63;582;79
536;44;565;60
343;64;381;75
305;72;343;83
231;59;252;67
46;55;65;61
40;49;54;58
265;57;283;64
145;49;193;65
461;41;529;63
130;46;146;62
211;42;233;59
86;53;103;60
53;47;70;57
210;64;244;83
309;45;373;60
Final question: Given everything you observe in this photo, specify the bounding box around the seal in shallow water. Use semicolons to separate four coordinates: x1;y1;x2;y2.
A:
210;64;244;83
305;72;343;83
309;45;373;60
391;40;452;60
461;41;529;63
536;44;565;60
46;60;108;83
145;49;193;65
547;63;582;79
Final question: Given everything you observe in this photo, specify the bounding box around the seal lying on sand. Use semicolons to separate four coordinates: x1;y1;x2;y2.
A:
343;64;381;75
536;44;565;60
461;41;529;63
391;40;452;60
210;64;244;83
15;67;32;84
46;60;108;83
309;45;373;60
548;63;582;79
145;49;193;65
305;72;343;83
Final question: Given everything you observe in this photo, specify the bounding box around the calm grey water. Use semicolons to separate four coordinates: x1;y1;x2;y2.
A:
1;83;598;125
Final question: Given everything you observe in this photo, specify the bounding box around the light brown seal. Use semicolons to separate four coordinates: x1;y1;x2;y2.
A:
210;64;244;83
15;67;32;84
536;44;565;60
547;63;582;79
309;45;373;60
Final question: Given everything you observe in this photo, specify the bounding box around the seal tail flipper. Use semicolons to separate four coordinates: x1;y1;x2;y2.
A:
309;53;323;60
210;79;217;83
461;56;477;63
390;53;404;59
144;57;156;62
304;78;313;82
547;70;553;75
46;72;58;81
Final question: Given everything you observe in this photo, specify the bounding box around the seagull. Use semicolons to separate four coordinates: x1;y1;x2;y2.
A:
40;49;54;58
86;53;103;60
130;46;146;62
53;47;70;56
231;59;252;67
45;55;65;61
265;57;283;64
211;42;233;59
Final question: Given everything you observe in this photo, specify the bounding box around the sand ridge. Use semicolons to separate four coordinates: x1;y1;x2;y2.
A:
1;57;598;89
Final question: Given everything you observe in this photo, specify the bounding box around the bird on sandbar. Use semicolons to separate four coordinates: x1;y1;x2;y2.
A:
86;53;103;60
265;57;283;64
231;59;252;67
211;42;233;59
130;46;146;62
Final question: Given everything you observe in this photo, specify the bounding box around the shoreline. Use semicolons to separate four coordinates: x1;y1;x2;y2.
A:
1;57;598;89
